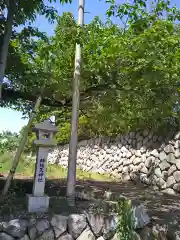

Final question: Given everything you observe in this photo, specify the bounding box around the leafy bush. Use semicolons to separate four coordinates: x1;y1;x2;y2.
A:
0;131;20;154
116;198;135;240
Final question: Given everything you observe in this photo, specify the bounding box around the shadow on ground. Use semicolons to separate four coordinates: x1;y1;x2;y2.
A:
0;176;180;228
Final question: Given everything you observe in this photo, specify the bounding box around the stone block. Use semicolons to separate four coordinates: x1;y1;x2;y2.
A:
51;215;68;238
68;214;87;239
133;205;150;229
173;171;180;182
76;228;95;240
2;219;28;238
166;176;176;188
168;165;177;176
27;194;49;213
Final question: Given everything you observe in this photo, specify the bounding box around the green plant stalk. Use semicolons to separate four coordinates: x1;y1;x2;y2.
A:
116;198;135;240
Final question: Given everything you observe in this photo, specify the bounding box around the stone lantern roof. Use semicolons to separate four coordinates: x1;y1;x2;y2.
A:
32;120;58;133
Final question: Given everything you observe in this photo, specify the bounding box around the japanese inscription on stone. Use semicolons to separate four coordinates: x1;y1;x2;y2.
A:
38;158;45;182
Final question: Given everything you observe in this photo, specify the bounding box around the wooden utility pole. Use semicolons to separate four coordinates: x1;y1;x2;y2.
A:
0;0;15;99
66;0;85;205
2;96;42;195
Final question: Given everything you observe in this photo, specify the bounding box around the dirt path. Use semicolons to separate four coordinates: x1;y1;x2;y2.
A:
0;175;179;227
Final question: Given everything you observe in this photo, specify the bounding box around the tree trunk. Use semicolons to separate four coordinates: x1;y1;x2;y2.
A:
66;0;85;206
2;95;42;195
0;0;15;99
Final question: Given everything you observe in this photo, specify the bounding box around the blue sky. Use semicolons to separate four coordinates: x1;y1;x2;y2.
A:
0;0;180;133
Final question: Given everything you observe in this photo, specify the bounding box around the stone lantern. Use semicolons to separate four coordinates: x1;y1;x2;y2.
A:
27;119;58;212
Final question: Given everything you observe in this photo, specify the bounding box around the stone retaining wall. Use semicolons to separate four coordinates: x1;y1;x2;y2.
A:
48;130;180;194
0;210;180;240
0;208;149;240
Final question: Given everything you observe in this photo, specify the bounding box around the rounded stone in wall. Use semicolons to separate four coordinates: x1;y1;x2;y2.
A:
132;165;138;173
135;150;141;157
122;152;127;158
0;233;14;240
106;149;113;154
61;156;68;162
129;132;136;138
130;172;138;181
162;188;176;195
143;130;149;137
118;166;123;172
140;147;146;154
129;164;134;172
130;154;135;162
133;157;141;165
146;140;154;148
166;176;176;188
139;174;149;185
2;219;28;238
148;132;153;139
175;149;180;158
110;144;118;151
154;168;162;178
123;158;132;166
68;214;87;239
173;171;180;183
143;137;149;145
174;131;180;140
121;146;128;153
176;161;180;170
152;175;158;185
132;139;136;148
145;156;154;168
137;141;143;150
150;149;159;158
137;135;143;142
157;178;166;189
159;161;170;171
117;143;122;148
140;166;148;174
121;138;126;145
152;135;158;142
37;229;54;240
164;144;174;154
174;140;180;149
126;151;132;158
122;166;129;173
90;154;97;162
125;144;129;150
122;173;131;181
162;171;168;181
159;151;167;161
173;183;180;192
168;165;177;176
167;153;176;164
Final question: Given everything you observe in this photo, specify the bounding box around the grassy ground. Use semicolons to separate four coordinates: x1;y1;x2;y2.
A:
1;153;179;229
0;152;114;181
0;152;116;217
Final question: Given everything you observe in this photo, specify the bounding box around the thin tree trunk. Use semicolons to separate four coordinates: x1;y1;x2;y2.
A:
0;0;15;99
66;0;85;206
2;95;42;195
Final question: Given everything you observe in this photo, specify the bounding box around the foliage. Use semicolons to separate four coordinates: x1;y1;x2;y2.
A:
116;198;135;240
0;130;20;154
106;0;180;26
0;0;72;91
3;0;180;146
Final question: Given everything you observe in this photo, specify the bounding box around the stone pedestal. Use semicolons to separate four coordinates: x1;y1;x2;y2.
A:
27;119;58;213
27;194;50;212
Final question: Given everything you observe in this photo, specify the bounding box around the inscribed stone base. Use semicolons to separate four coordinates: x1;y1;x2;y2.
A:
26;194;49;213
